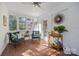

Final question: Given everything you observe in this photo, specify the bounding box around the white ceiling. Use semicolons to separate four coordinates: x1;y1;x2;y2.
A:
5;2;64;17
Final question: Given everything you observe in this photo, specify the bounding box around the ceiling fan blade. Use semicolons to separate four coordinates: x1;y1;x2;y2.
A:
21;2;33;5
33;2;42;7
21;2;43;8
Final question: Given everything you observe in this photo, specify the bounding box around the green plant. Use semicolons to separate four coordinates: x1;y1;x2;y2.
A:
54;25;68;33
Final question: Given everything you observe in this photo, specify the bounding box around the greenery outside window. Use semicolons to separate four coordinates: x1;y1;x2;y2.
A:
19;17;26;30
9;15;17;31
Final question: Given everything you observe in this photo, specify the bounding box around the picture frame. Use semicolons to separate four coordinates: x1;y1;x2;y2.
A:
3;15;7;26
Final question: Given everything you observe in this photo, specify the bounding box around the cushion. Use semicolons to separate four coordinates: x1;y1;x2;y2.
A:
32;31;40;36
17;33;22;39
11;33;18;41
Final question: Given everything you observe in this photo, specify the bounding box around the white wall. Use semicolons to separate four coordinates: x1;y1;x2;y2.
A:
0;3;34;55
0;3;9;55
0;2;79;55
38;3;79;55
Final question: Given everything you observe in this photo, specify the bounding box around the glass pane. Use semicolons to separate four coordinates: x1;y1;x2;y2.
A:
9;15;17;31
19;17;26;30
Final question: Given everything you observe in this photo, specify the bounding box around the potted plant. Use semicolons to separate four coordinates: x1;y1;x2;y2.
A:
54;25;68;33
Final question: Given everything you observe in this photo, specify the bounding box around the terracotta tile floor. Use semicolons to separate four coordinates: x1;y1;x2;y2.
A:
2;39;64;56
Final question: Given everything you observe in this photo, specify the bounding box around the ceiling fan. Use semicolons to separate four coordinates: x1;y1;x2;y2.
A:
21;2;42;8
33;2;42;7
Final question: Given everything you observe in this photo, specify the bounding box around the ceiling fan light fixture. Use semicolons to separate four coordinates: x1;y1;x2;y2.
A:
33;2;41;7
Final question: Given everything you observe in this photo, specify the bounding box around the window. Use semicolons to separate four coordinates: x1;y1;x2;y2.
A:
19;17;26;30
9;15;17;31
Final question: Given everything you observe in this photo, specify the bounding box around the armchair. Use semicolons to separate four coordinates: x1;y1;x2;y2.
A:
32;31;40;40
8;32;24;48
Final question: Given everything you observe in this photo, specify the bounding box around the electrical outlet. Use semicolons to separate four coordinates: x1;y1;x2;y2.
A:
71;49;77;54
63;47;71;54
